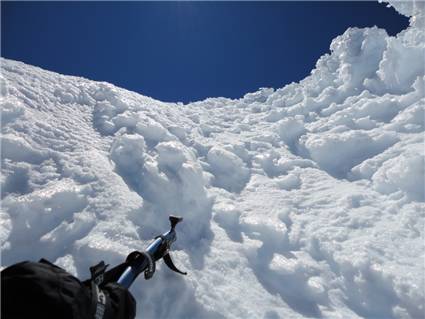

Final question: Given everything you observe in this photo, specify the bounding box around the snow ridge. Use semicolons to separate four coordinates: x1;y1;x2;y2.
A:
1;2;424;318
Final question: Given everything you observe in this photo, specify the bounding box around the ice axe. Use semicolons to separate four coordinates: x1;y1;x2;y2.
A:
117;216;187;289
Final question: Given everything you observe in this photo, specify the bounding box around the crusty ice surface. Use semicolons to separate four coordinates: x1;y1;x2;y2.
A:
1;1;424;318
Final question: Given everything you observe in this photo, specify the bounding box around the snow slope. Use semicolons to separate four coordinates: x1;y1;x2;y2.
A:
1;2;424;318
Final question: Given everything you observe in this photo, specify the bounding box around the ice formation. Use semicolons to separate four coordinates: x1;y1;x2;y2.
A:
1;1;424;318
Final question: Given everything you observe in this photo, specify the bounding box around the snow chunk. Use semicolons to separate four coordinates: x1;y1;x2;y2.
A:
93;100;125;135
135;115;172;145
110;134;146;178
243;87;274;104
2;179;89;264
1;98;25;126
300;130;399;178
207;146;250;193
1;134;48;164
156;141;193;172
373;151;424;201
277;117;306;149
367;35;425;94
384;0;425;27
275;173;301;191
387;101;425;133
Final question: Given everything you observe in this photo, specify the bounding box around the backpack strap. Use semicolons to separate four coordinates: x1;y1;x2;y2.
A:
90;261;108;286
89;261;109;319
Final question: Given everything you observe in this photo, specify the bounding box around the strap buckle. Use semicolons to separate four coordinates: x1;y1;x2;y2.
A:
90;261;109;286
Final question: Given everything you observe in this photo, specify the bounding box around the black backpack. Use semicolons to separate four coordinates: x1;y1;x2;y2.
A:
1;258;136;319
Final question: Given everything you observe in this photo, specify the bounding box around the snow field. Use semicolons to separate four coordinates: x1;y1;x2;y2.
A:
1;1;425;318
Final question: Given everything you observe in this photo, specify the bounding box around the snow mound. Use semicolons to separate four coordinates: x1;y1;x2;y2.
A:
373;147;424;201
300;129;399;178
206;146;250;193
1;1;424;318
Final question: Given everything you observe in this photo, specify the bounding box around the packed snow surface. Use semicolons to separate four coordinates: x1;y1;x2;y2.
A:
1;2;424;318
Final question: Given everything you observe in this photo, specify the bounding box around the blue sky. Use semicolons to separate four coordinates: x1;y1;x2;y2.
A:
2;2;408;103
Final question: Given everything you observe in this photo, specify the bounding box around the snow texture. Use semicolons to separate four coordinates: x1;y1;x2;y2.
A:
1;1;424;318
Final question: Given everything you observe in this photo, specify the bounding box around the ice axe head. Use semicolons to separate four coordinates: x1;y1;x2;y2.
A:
169;215;183;230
